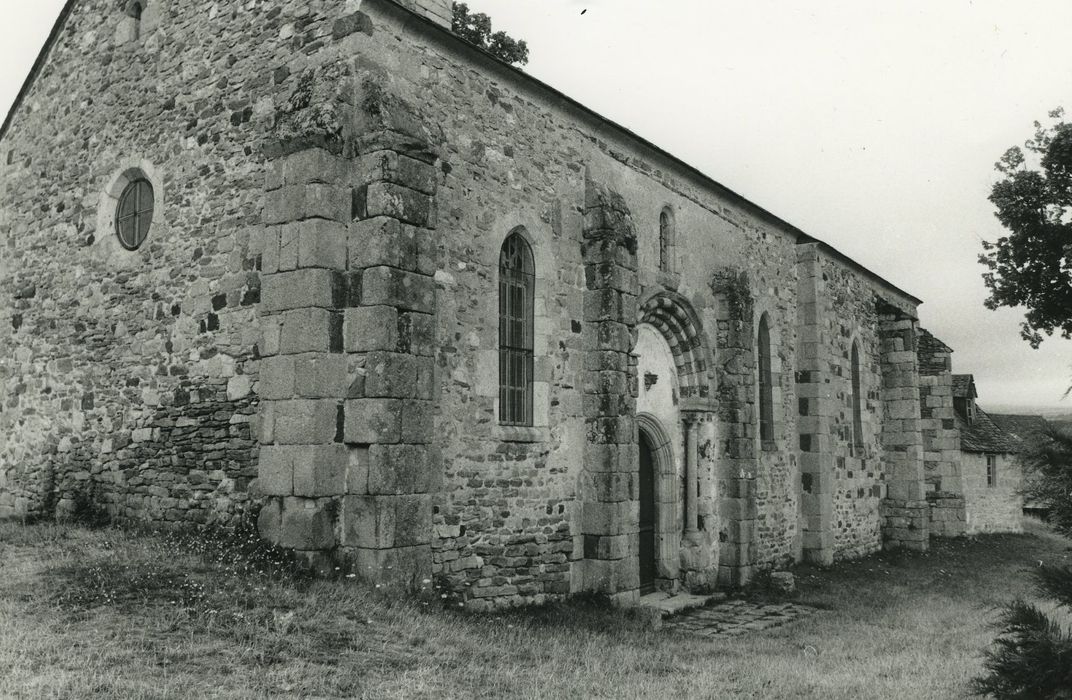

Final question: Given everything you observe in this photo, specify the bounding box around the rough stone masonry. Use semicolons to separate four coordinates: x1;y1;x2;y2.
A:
0;0;1023;609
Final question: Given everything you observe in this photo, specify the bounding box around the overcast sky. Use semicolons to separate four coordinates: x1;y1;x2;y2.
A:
2;1;1071;410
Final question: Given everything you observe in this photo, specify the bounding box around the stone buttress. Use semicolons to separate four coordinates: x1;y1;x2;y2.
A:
795;244;835;564
877;301;929;550
256;62;443;588
916;329;965;536
708;267;759;586
578;176;641;598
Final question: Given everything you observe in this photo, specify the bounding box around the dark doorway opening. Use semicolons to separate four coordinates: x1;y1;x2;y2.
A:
638;429;657;594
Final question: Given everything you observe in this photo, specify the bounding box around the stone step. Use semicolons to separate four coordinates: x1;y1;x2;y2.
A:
637;591;726;618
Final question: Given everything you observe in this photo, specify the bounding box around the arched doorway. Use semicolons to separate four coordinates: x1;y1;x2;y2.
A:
638;428;657;593
633;291;719;592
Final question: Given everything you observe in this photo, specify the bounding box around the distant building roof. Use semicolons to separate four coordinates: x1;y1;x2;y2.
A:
957;407;1020;454
990;414;1051;453
952;374;978;399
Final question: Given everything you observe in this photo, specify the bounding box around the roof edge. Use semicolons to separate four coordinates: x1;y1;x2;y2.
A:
0;0;78;144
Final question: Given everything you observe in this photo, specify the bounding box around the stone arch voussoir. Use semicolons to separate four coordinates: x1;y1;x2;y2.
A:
638;291;715;409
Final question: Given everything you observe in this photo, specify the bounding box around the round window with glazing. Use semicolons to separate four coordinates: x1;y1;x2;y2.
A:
115;178;154;250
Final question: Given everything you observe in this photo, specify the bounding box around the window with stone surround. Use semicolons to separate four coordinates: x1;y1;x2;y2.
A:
850;340;863;455
118;0;157;45
986;454;997;487
129;1;144;40
757;313;774;447
658;207;674;273
499;232;535;426
115;178;155;250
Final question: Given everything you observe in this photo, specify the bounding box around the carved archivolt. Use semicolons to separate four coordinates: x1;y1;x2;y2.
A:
638;291;715;408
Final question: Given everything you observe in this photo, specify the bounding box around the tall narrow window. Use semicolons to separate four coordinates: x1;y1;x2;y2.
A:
986;454;997;487
129;1;144;41
758;314;774;445
658;208;673;273
499;232;535;426
850;341;863;454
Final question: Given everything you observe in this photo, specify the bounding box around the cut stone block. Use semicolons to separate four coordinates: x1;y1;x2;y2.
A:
278;308;339;355
271;399;340;445
263;183;351;225
291;444;349;497
257;446;294;496
343;398;402;444
261;269;340;313
347;544;432;590
341;494;432;548
293;354;348;398
347;217;419;272
360;182;435;228
277;497;337;550
360;266;435;313
367;443;440;495
344;306;399;352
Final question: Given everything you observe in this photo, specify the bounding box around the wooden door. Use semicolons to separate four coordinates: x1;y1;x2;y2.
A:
638;430;656;594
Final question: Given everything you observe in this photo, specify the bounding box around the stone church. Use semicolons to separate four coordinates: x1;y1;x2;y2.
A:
0;0;1023;608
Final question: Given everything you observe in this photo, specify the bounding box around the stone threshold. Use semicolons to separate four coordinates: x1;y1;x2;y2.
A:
636;591;726;618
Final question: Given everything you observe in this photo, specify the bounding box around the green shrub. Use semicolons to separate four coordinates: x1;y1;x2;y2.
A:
973;565;1072;699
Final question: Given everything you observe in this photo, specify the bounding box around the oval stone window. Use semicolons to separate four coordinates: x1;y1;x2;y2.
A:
115;178;154;250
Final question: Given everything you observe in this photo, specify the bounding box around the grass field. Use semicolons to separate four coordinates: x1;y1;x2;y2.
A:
1;518;1069;699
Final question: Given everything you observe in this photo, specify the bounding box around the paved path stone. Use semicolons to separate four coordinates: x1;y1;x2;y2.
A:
663;600;818;639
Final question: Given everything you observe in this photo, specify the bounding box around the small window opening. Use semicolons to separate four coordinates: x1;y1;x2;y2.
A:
986;454;997;487
658;207;673;273
850;341;863;455
128;1;144;41
758;314;774;446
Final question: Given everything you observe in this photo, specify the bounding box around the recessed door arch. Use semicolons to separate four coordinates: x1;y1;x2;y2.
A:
636;412;678;591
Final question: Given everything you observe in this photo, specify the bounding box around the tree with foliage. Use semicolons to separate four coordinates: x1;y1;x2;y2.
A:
980;108;1072;348
1022;424;1072;537
451;2;529;66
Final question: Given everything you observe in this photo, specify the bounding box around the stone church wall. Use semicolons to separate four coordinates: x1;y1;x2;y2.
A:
816;252;885;560
1;0;933;608
358;2;813;600
0;0;370;525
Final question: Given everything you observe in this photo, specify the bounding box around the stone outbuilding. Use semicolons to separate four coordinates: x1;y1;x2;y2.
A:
991;413;1053;519
917;332;1023;536
0;0;1020;608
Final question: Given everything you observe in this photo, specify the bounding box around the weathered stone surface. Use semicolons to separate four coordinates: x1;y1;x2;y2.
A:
341;494;432;548
270;400;340;445
277;498;337;550
343;399;402;444
360;266;435;313
367;444;439;495
262;270;340;313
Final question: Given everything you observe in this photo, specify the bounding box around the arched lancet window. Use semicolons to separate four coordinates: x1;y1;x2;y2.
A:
658;207;673;273
758;314;774;445
499;232;535;426
850;341;863;454
130;1;143;37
